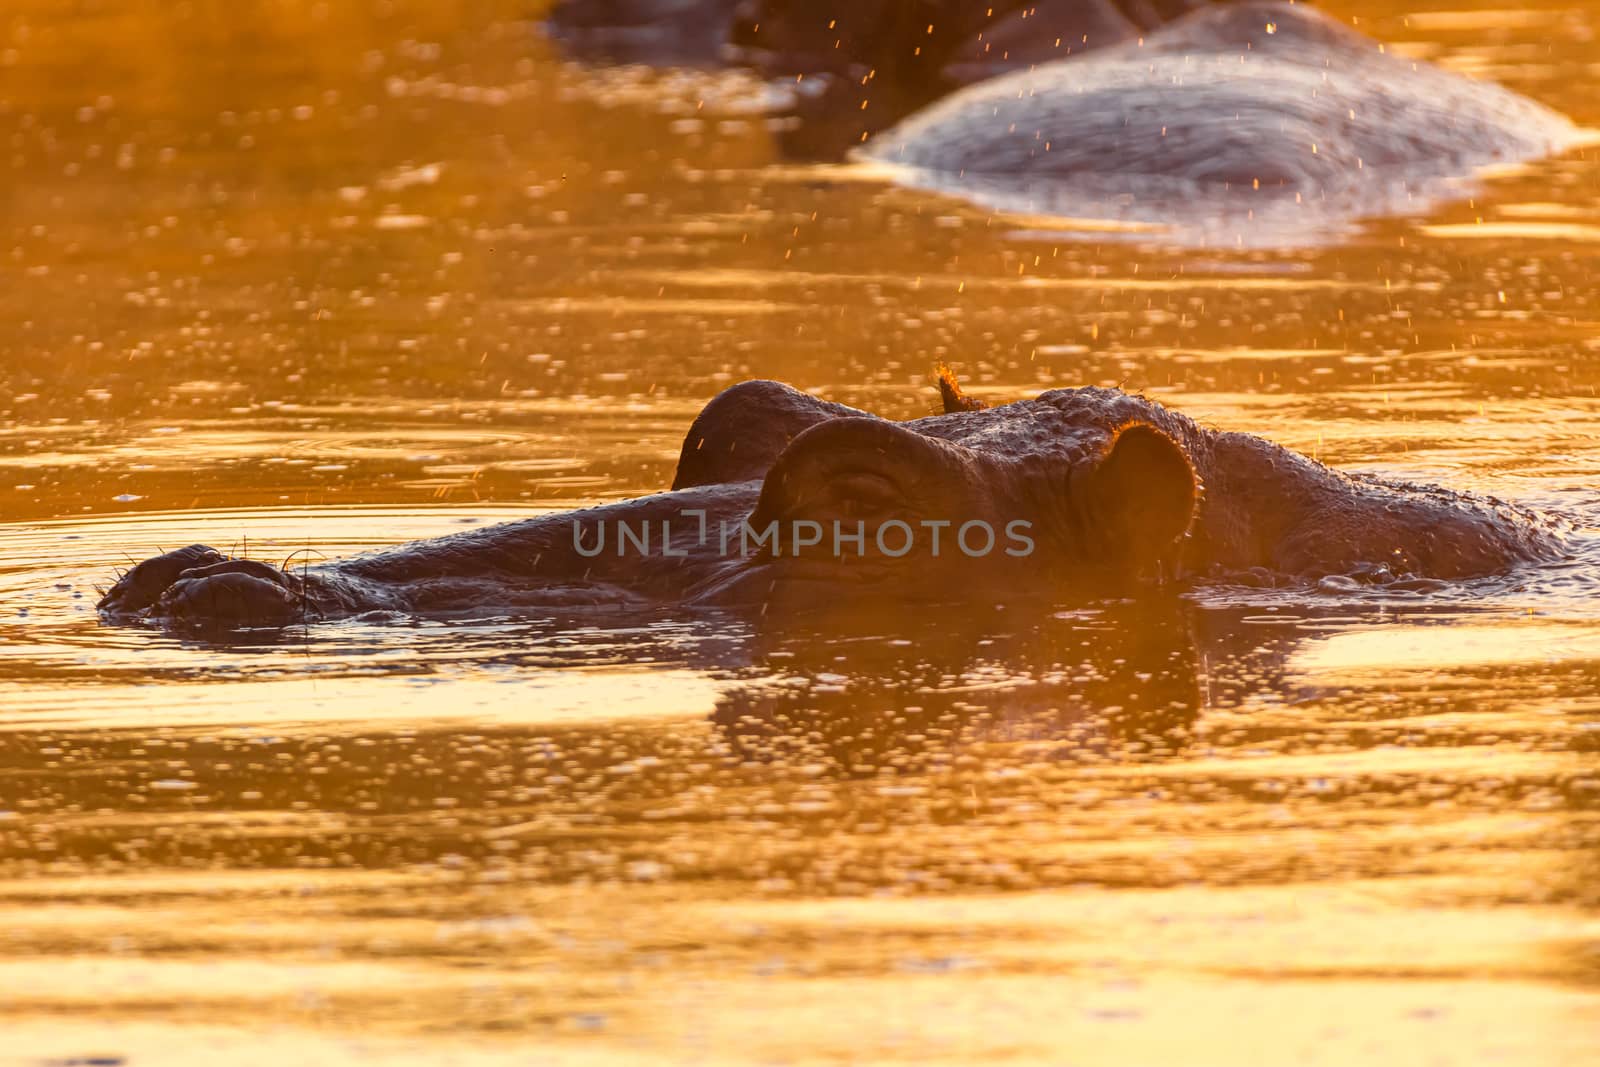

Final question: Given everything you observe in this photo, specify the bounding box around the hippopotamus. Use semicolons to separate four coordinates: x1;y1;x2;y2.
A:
854;2;1580;233
99;372;1561;627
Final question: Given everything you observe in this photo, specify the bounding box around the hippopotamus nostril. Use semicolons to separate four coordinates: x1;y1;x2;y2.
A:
157;571;301;626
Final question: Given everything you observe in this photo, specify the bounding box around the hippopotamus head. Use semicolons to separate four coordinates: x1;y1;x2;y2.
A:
677;377;1200;609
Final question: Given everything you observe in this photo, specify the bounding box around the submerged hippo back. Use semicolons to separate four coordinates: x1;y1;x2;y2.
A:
857;2;1579;189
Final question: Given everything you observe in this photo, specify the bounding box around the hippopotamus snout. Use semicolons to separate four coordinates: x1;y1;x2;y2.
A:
98;545;311;626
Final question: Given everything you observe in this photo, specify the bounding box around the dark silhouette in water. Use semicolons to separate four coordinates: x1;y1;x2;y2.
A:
714;597;1208;773
545;0;747;65
726;0;1210;86
99;373;1562;627
547;0;1204;78
547;0;1215;159
546;1;1579;240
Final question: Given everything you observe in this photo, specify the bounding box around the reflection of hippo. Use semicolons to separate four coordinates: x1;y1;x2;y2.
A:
854;2;1579;238
726;0;1209;86
548;0;1216;158
548;0;1203;79
549;1;1580;241
546;0;747;65
717;598;1205;774
100;372;1561;626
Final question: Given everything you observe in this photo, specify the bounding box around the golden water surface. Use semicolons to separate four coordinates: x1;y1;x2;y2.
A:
2;1;1600;1063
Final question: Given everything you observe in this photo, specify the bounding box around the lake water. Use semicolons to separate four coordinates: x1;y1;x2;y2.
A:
2;0;1599;1063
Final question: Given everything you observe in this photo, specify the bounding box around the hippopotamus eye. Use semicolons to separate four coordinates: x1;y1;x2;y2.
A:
830;470;903;513
751;415;973;530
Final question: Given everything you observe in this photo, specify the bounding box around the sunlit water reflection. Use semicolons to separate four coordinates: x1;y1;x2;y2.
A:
2;0;1600;1063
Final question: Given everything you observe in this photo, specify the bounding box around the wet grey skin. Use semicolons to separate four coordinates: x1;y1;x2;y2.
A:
98;375;1563;627
856;2;1581;197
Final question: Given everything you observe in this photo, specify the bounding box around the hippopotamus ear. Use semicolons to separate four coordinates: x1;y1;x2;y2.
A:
672;380;870;491
1082;422;1197;565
